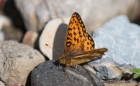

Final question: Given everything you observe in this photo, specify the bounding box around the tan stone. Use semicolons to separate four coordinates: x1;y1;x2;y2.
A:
0;40;45;85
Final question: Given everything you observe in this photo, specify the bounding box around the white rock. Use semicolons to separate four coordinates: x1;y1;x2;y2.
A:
39;17;69;60
0;14;11;30
0;14;11;41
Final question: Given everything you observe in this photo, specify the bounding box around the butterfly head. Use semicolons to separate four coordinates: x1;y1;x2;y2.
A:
53;55;66;65
58;54;67;65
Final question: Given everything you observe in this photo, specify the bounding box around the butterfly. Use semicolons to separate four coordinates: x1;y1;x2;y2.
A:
56;12;107;68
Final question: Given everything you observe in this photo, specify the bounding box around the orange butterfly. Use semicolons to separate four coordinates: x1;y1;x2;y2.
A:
57;12;107;68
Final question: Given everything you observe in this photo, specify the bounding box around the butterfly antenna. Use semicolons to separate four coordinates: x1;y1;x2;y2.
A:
45;44;60;55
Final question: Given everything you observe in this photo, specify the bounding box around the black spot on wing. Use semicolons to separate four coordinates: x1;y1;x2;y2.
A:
68;32;72;37
66;42;71;47
68;28;72;31
74;37;77;41
87;42;89;45
73;32;76;35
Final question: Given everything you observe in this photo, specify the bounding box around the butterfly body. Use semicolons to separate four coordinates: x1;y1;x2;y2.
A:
57;12;108;67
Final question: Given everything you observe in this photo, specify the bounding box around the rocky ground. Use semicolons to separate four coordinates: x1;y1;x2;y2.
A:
0;0;140;86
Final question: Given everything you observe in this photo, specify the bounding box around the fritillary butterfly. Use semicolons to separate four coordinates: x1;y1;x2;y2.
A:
57;12;108;67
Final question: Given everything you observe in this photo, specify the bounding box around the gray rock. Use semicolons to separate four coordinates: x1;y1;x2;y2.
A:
31;60;104;86
14;0;137;33
88;15;139;80
0;40;45;85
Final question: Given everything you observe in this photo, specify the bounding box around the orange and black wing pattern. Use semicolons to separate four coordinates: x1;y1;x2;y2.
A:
64;12;95;56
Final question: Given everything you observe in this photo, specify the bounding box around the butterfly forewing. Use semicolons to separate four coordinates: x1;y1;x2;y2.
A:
64;12;95;56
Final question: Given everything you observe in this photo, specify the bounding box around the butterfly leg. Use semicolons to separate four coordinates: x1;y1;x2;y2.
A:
71;65;81;73
64;65;68;75
75;65;81;73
